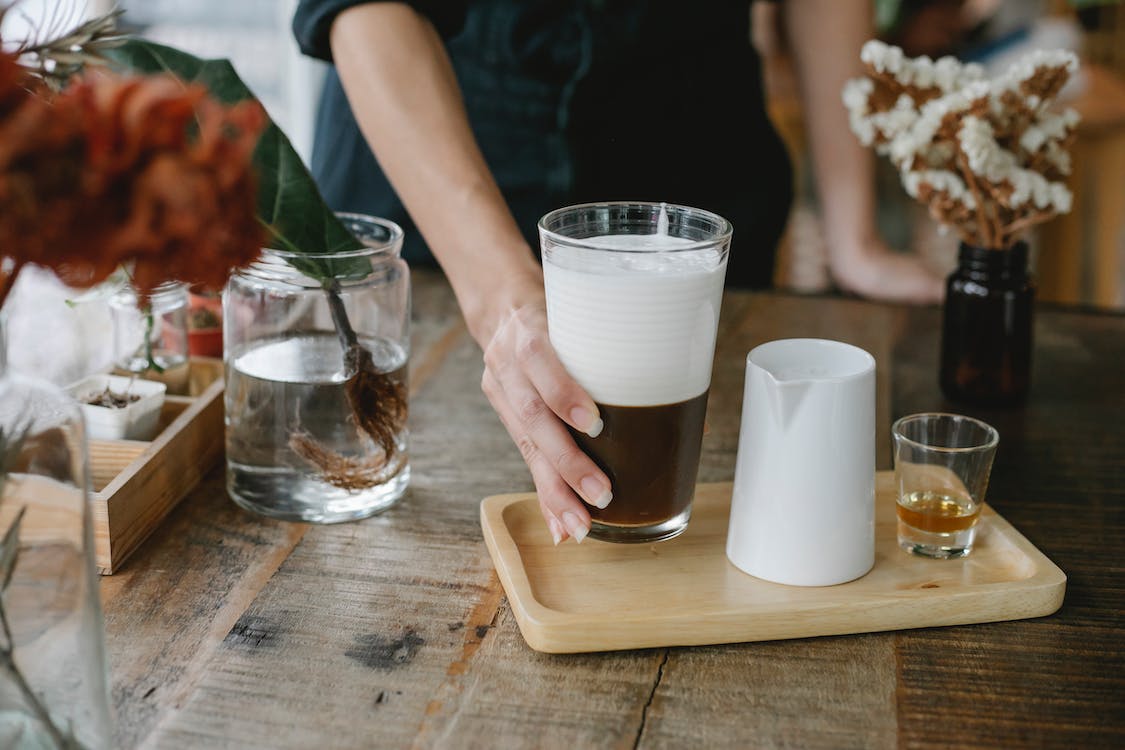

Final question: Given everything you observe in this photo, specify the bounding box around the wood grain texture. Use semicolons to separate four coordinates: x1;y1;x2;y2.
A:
413;604;666;750
89;439;148;492
640;636;899;750
892;304;1125;749
140;305;633;747
98;272;1125;749
103;271;482;748
100;471;310;750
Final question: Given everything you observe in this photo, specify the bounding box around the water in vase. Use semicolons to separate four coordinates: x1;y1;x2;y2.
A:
225;331;409;523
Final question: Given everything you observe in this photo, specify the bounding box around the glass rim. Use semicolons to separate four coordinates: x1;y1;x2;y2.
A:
891;412;999;453
110;279;189;301
262;213;404;261
537;201;733;254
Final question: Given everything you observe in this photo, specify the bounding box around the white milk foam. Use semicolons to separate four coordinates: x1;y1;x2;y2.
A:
544;233;727;407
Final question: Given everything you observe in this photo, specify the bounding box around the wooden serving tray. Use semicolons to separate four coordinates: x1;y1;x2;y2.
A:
480;472;1066;654
89;358;224;574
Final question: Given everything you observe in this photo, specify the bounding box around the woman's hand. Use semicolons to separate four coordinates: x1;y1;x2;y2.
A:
479;300;612;545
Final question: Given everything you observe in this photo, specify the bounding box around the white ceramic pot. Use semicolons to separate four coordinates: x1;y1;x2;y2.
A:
67;374;166;441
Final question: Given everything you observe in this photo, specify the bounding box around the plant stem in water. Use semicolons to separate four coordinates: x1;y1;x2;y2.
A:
321;281;407;458
323;280;359;351
143;308;164;374
0;595;72;749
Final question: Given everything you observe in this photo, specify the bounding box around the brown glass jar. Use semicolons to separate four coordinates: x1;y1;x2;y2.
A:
939;242;1034;407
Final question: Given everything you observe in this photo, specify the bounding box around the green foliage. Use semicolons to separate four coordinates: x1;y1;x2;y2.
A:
874;0;901;34
104;40;369;283
0;506;24;594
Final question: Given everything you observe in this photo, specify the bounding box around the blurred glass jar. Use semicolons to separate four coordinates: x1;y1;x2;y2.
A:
223;214;410;523
110;281;191;395
940;242;1034;407
0;318;113;749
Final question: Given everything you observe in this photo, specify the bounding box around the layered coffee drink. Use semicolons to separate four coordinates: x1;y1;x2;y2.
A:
541;203;730;543
570;393;708;529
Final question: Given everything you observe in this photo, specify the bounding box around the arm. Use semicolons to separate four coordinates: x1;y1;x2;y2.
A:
329;3;609;542
330;3;531;344
783;0;945;304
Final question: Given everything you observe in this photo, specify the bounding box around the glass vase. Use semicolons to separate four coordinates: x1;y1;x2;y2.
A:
0;317;113;749
939;242;1034;407
110;281;191;395
223;214;411;523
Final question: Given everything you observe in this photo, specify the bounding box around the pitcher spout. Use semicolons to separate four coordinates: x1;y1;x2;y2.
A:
765;371;815;431
749;338;877;432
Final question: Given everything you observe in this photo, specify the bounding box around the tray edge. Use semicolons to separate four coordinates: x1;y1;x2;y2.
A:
481;479;1068;654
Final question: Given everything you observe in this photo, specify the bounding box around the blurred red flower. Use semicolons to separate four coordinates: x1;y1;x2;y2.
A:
0;45;266;306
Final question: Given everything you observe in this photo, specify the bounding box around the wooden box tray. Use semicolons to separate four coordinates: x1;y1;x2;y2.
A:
89;358;224;574
480;472;1066;654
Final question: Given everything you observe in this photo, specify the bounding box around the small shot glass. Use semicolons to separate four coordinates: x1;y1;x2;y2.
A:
891;413;999;559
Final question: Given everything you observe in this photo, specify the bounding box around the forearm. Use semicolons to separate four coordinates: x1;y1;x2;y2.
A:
329;2;542;346
331;4;609;542
784;0;878;254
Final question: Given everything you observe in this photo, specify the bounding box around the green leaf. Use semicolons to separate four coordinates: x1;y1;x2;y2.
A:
0;506;24;593
103;39;369;283
874;0;901;33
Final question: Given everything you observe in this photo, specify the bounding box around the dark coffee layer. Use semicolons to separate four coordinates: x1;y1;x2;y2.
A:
570;391;709;527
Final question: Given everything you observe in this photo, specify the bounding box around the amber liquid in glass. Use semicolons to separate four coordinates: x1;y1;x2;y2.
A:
896;490;980;533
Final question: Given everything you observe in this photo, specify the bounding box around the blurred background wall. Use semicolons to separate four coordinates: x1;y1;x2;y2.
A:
1;1;1122;385
761;0;1125;309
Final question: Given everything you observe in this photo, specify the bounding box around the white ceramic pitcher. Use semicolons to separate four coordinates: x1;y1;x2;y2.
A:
726;338;876;586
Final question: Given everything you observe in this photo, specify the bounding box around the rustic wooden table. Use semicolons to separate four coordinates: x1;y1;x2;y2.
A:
101;270;1125;749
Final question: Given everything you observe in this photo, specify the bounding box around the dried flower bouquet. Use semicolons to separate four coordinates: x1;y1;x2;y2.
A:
843;40;1080;250
0;12;265;306
0;6;408;490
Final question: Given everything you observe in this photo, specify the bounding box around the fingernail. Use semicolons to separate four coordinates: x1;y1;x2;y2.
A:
548;517;563;546
570;407;603;438
581;476;612;509
586;417;604;438
562;512;588;544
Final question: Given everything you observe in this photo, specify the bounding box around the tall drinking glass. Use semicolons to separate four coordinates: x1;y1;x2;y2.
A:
539;202;732;543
